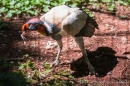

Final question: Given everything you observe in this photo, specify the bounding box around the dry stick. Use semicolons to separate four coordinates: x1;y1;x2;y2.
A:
120;60;129;79
115;54;129;59
116;54;129;78
111;76;121;81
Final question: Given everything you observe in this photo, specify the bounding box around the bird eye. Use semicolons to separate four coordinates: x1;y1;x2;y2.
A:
34;23;39;25
28;22;40;30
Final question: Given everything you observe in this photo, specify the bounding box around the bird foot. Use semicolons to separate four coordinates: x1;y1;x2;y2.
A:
83;60;97;75
88;66;96;75
50;60;59;67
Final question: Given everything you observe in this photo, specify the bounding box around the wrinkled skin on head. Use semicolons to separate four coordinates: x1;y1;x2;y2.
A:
21;18;46;40
22;18;41;31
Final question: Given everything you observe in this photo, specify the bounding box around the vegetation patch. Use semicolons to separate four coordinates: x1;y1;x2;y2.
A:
0;0;130;19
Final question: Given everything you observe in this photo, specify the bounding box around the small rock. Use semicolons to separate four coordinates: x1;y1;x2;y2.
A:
45;41;57;50
41;74;46;78
121;37;127;44
18;50;21;52
107;72;112;75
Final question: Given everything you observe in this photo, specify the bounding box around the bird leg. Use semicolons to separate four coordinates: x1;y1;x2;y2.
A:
74;37;95;75
50;39;62;67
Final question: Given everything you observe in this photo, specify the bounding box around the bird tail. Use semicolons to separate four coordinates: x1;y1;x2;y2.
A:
87;16;99;29
75;16;99;37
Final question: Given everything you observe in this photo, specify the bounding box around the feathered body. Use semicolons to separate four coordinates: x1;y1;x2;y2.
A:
21;5;99;74
40;5;98;37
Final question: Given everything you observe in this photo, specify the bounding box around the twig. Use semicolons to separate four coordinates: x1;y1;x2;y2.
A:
111;76;120;81
115;54;129;59
120;65;128;79
116;56;128;59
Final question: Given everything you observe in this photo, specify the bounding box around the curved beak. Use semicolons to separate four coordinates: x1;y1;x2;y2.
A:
21;23;28;40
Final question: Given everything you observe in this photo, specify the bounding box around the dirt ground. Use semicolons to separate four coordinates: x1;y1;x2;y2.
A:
0;12;130;86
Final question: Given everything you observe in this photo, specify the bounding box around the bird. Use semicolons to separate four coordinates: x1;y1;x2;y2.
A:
21;5;99;74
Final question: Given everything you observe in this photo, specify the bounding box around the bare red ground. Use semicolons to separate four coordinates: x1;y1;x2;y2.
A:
0;12;130;86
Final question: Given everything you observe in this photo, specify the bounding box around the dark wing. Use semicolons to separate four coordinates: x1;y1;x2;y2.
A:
75;15;99;37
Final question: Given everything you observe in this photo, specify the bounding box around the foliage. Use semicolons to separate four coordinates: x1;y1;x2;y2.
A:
17;60;76;85
1;55;76;85
0;61;29;86
0;0;129;19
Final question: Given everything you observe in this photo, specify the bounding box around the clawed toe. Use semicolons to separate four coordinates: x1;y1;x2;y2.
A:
82;59;97;75
88;67;95;75
88;68;100;76
50;60;59;67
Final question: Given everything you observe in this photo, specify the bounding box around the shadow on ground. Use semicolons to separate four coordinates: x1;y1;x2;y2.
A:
0;21;31;86
0;58;30;86
70;47;118;77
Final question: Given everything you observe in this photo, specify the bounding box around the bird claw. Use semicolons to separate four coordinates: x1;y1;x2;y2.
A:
88;67;96;75
50;60;59;67
88;67;100;76
83;59;97;76
21;34;26;40
21;34;27;45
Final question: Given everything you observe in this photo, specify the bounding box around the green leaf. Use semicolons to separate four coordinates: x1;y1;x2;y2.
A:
43;69;51;74
34;10;38;15
121;2;128;6
89;13;94;18
0;7;6;13
43;62;50;69
118;0;128;6
25;1;30;5
5;12;13;18
43;6;50;12
50;1;59;6
24;54;29;58
93;0;98;2
53;74;60;78
68;75;74;79
128;0;130;3
85;10;94;18
120;15;127;19
2;0;8;6
88;1;94;5
58;0;64;4
8;5;15;9
26;60;34;68
70;3;78;7
44;0;50;4
107;3;115;11
19;64;26;70
107;7;114;11
9;10;16;13
102;0;112;3
80;78;87;83
60;70;68;76
15;3;22;8
27;10;35;15
9;0;16;5
16;10;22;15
